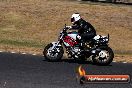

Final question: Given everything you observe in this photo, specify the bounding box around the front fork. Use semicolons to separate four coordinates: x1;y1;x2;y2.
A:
50;41;62;52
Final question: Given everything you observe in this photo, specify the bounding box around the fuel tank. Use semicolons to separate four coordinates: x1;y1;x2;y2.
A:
67;31;78;40
63;31;78;47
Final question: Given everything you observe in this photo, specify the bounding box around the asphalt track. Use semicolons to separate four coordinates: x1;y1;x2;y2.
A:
0;52;132;88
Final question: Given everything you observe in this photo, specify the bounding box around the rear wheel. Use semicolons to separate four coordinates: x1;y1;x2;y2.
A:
93;47;114;66
43;43;64;62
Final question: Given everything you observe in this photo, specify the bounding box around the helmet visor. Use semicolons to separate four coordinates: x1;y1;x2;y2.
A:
71;17;75;22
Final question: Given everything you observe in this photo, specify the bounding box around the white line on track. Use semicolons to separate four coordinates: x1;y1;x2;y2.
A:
0;50;130;64
112;61;116;62
21;53;26;55
32;54;36;56
11;52;16;54
123;62;127;63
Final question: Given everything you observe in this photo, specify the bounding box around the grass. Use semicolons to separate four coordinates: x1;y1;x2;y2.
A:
0;0;131;62
0;39;44;48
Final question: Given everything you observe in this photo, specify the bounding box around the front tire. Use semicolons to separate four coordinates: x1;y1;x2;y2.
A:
93;47;114;66
43;43;64;62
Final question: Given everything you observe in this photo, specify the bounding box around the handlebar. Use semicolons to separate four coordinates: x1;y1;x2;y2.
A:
63;24;72;32
63;24;68;32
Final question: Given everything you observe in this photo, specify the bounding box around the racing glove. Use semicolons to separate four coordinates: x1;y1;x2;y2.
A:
66;26;72;29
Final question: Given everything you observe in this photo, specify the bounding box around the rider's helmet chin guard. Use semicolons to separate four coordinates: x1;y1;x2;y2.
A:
71;13;81;24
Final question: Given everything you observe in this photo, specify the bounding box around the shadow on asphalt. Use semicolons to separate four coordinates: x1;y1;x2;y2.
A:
42;58;112;66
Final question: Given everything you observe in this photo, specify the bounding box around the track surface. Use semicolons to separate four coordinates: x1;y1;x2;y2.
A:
0;52;132;88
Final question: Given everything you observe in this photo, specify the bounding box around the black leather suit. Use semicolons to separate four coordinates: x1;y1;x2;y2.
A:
72;18;96;42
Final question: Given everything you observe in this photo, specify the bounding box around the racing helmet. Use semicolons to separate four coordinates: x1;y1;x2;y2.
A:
71;13;81;23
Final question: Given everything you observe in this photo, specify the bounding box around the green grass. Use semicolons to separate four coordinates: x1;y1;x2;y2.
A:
114;51;132;55
0;39;44;48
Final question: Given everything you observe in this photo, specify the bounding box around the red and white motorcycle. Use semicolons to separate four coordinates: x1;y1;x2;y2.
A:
43;25;114;65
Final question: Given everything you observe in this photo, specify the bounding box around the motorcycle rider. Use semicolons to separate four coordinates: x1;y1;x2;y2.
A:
66;13;96;46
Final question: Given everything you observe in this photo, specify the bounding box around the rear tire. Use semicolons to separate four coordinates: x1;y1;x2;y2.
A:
43;43;64;62
93;47;114;66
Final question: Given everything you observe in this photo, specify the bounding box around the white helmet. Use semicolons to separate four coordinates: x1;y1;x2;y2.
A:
71;13;81;23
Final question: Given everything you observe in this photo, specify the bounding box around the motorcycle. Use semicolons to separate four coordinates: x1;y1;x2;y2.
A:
43;24;114;65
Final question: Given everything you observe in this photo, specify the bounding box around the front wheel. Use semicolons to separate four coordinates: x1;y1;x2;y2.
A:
93;47;114;66
43;43;64;62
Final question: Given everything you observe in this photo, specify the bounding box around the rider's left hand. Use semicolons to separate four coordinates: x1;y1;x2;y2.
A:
66;26;72;29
